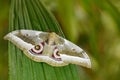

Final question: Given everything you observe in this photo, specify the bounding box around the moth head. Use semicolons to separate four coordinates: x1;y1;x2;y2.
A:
29;42;44;54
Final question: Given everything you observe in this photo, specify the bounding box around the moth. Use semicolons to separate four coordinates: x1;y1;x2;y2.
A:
4;30;91;68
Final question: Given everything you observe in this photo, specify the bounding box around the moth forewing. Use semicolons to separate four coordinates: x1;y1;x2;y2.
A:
4;32;33;51
60;38;86;57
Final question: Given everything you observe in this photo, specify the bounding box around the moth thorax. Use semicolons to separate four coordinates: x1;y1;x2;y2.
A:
42;45;54;56
48;32;57;45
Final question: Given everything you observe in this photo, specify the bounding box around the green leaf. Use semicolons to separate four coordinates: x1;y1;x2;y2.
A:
8;0;80;80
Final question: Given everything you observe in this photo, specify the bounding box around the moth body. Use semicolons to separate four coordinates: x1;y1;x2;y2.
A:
4;30;91;68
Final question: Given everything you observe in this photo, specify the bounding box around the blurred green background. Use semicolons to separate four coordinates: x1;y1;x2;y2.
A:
0;0;120;80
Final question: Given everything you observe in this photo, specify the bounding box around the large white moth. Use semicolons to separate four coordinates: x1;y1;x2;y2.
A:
4;30;91;68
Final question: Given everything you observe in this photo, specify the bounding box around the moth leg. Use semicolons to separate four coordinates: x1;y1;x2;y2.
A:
4;32;33;51
61;54;91;68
